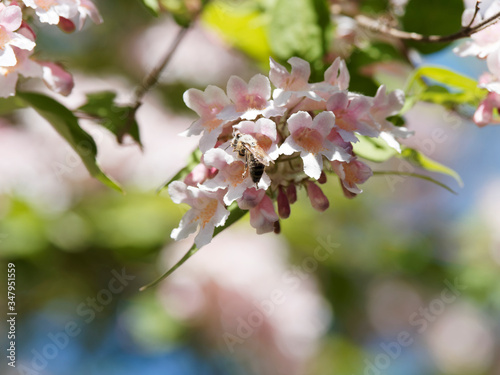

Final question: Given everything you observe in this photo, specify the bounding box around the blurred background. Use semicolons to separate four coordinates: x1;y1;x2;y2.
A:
1;0;500;374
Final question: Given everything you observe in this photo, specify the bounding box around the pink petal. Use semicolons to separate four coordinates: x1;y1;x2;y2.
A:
0;46;16;67
302;152;323;179
40;61;74;96
288;57;311;88
0;5;22;31
287;111;312;134
168;181;191;204
8;32;36;51
311;111;335;137
269;57;289;89
248;74;271;100
226;75;248;104
0;71;19;98
326;91;349;112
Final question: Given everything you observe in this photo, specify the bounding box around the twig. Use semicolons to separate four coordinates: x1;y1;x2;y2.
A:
132;26;190;108
355;7;500;44
117;25;190;143
466;0;482;28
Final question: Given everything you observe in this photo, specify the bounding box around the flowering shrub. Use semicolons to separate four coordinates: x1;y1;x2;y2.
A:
170;57;411;247
2;0;500;286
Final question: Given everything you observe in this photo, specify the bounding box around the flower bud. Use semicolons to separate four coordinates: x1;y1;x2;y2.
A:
286;184;297;204
58;17;76;33
340;183;357;199
277;186;290;219
307;181;329;212
184;163;209;186
317;171;327;184
207;167;218;179
39;62;75;96
273;220;281;234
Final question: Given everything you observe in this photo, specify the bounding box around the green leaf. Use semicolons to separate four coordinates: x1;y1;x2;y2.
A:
386;114;405;127
360;0;390;14
157;148;202;193
202;1;272;65
78;91;142;146
404;66;486;110
406;66;479;93
353;136;398;162
400;148;463;187
18;92;123;193
402;0;464;54
139;203;248;291
142;0;160;16
268;0;330;77
0;96;27;115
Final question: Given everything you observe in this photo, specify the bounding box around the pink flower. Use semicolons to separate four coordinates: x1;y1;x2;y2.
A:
326;91;379;142
370;85;412;152
279;111;351;179
182;85;231;152
269;57;323;107
0;4;36;67
233;118;279;160
218;74;285;121
0;25;41;98
454;1;500;60
75;0;102;29
238;188;278;234
324;57;350;90
313;57;350;93
331;158;373;195
473;91;500;126
168;181;229;248
184;163;210;186
202;148;270;204
22;0;78;25
39;61;74;96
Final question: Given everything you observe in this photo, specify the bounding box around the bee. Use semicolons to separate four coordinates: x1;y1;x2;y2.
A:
231;131;272;184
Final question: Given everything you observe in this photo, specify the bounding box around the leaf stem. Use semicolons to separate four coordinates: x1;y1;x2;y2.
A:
372;171;458;194
139;205;248;291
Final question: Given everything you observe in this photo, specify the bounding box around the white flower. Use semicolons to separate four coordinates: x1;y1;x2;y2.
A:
279;111;351;179
168;181;229;248
22;0;79;25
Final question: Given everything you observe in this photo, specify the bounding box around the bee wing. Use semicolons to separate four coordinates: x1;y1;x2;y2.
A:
248;144;273;166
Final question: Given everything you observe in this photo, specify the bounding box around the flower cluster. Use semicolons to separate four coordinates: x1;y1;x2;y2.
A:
0;0;102;98
454;0;500;126
169;57;411;247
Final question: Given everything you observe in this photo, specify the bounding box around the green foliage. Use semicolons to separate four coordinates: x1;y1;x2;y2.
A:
405;66;486;110
268;0;331;78
18;92;122;193
0;96;27;115
360;0;390;14
400;148;463;187
202;1;271;66
142;0;160;16
402;0;464;54
353;136;397;162
78;91;142;146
